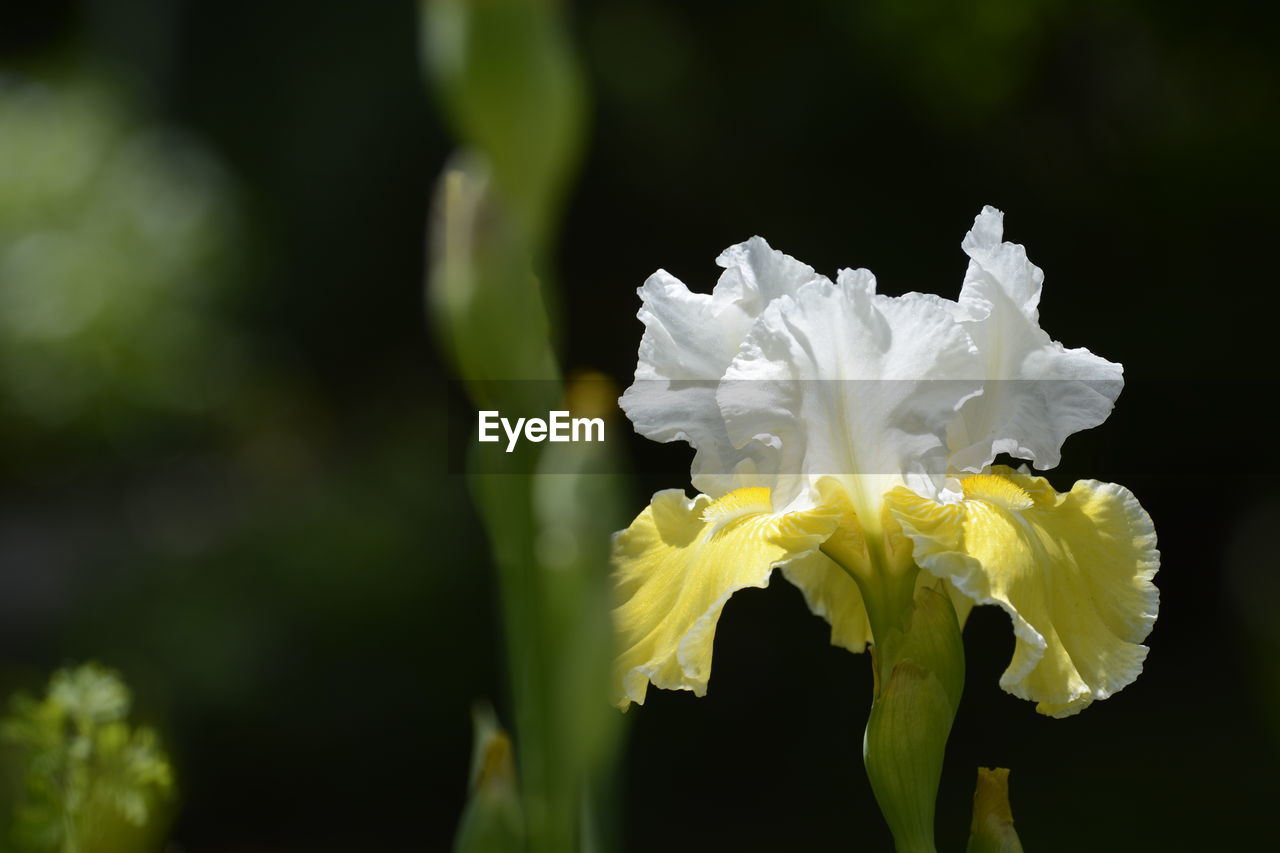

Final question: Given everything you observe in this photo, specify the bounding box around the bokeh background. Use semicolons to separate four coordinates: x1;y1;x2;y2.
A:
3;0;1279;850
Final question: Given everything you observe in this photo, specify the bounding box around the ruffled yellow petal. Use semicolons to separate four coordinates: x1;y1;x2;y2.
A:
611;487;839;709
780;551;873;653
885;466;1159;717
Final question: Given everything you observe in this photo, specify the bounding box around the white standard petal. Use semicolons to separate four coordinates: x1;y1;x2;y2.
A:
717;269;982;516
620;238;829;497
947;206;1123;473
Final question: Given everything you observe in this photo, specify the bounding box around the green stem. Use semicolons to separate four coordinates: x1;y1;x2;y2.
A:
823;525;965;853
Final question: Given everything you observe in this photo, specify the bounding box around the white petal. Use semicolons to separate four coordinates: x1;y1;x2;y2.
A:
714;237;832;316
948;207;1123;472
718;270;982;515
620;238;829;496
960;206;1043;318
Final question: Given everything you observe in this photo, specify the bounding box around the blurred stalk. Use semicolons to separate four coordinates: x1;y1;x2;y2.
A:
421;3;624;852
423;0;585;264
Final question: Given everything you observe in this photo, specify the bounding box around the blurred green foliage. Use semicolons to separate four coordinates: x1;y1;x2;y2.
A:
0;74;240;440
0;663;174;853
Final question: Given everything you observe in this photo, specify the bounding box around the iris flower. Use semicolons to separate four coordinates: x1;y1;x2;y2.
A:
611;206;1159;719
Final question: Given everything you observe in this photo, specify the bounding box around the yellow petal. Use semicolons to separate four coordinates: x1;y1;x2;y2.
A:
886;467;1159;717
780;551;873;653
611;487;839;709
781;553;975;654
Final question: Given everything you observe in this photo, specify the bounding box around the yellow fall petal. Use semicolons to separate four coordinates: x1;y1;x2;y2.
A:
780;551;874;653
611;487;839;709
885;466;1159;717
781;552;975;655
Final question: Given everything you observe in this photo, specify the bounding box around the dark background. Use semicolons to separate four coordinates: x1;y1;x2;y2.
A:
3;1;1279;850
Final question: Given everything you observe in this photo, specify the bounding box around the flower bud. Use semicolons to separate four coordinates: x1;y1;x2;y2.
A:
863;584;965;853
966;767;1025;853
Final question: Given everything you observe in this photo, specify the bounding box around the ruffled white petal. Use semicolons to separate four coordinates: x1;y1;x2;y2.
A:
620;238;828;497
947;206;1123;473
717;269;982;514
